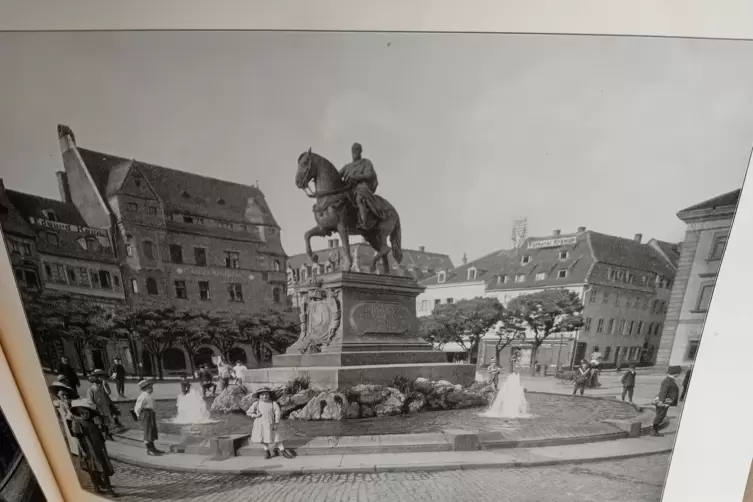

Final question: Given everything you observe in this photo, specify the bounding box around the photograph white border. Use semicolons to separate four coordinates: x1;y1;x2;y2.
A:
0;2;752;501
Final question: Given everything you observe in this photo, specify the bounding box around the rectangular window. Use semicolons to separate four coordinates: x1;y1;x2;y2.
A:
607;319;614;334
54;264;67;284
596;318;604;333
602;292;609;304
174;280;187;299
227;283;244;302
446;298;454;304
617;319;626;335
695;284;714;312
66;266;77;286
514;274;526;283
498;275;508;284
143;241;155;260
604;346;612;360
78;267;91;287
126;244;133;257
147;207;158;215
199;281;210;300
99;270;113;289
218;222;233;230
557;270;567;279
651;300;658;313
607;268;616;281
434;299;441;307
628;321;635;336
588;288;597;303
686;340;700;361
194;247;207;266
613;293;619;306
113;274;120;287
708;234;727;261
655;323;662;335
636;321;643;336
421;300;429;311
584;317;592;331
169;244;183;264
647;322;654;336
521;255;531;265
535;272;546;281
131;279;139;294
90;269;100;288
224;251;240;269
558;251;568;261
126;202;138;212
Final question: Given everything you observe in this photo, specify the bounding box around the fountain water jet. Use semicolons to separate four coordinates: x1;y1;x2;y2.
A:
166;388;218;425
481;372;530;419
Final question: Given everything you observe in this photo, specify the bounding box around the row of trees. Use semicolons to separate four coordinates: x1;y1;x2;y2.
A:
418;289;584;375
21;291;300;380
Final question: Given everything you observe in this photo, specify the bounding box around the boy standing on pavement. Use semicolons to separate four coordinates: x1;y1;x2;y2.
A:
651;365;681;436
620;363;637;403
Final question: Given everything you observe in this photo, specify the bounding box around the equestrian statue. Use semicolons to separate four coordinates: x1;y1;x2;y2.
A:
295;143;402;274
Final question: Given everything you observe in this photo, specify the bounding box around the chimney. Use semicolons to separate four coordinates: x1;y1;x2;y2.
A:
419;246;425;252
577;226;586;232
462;252;468;265
553;229;561;237
634;233;642;243
57;124;76;152
56;171;72;204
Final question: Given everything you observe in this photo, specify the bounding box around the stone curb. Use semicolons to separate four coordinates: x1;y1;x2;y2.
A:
107;443;673;476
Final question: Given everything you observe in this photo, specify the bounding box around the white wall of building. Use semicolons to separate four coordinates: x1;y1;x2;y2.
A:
416;281;486;316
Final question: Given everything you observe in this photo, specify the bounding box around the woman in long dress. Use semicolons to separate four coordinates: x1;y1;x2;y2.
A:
246;387;295;460
69;399;115;496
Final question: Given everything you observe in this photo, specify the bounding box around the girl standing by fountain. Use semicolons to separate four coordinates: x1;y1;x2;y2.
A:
573;360;591;396
134;379;164;456
247;387;295;460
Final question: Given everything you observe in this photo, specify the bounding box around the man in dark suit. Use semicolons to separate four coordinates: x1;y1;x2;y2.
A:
56;356;80;399
651;365;681;436
111;358;127;398
680;365;693;402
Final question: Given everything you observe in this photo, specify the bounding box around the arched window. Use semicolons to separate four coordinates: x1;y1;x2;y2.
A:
146;277;158;295
273;260;281;271
273;287;281;304
228;347;247;365
194;347;216;369
142;240;155;260
162;348;186;372
131;279;139;294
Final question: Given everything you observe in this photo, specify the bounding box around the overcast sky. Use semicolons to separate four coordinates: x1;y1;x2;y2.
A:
1;32;751;263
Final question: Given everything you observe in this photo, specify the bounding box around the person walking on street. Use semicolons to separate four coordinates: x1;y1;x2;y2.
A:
621;363;637;403
573;360;591;396
56;356;80;398
651;365;681;436
111;358;126;398
680;365;693;402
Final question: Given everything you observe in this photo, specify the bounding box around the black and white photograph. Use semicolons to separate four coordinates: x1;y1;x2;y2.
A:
0;30;750;501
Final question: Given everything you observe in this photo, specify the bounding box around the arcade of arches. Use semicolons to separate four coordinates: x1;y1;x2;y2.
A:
158;345;254;374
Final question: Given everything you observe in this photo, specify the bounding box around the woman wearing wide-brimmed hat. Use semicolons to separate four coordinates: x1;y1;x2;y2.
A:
246;387;295;459
133;379;163;455
49;381;78;454
69;399;116;496
86;374;115;440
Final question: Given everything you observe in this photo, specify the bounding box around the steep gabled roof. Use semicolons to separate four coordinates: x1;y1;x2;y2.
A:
649;239;681;269
587;231;675;277
419;248;514;287
679;188;740;214
76;147;278;226
5;190;87;226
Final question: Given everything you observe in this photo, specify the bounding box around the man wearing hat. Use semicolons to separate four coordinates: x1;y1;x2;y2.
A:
111;357;127;398
651;365;682;436
134;379;163;455
340;142;384;231
69;399;116;496
86;372;115;440
56;356;80;398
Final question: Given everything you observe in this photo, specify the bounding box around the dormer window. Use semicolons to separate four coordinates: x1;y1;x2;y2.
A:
521;255;531;265
558;270;568;279
497;275;508;284
514;273;526;283
437;271;447;284
558;251;569;261
467;267;477;281
181;190;191;199
42;209;57;221
217;198;226;205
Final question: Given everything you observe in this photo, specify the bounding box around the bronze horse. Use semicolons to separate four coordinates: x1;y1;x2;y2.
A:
295;149;402;274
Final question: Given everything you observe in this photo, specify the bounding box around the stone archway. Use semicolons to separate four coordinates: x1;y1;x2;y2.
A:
194;346;218;370
228;347;247;365
162;347;187;373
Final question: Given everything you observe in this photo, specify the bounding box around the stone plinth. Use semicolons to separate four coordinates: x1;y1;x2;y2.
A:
245;271;475;391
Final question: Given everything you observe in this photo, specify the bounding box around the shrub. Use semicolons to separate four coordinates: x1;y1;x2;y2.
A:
389;375;418;395
284;374;311;395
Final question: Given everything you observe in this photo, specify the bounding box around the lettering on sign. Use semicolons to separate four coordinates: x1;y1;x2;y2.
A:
527;236;577;249
29;217;110;237
189;267;250;280
350;301;413;335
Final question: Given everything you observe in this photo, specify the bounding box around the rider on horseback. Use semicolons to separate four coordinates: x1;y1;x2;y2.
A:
340;143;384;231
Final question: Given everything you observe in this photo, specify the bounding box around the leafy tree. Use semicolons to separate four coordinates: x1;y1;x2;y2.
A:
237;309;299;365
418;297;505;361
169;309;208;374
202;311;240;362
490;310;528;366
505;289;584;375
111;305;177;380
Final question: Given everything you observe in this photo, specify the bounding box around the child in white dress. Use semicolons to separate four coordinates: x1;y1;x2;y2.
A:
246;387;295;459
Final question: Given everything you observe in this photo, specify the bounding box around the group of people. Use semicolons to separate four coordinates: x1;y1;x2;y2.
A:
197;358;248;397
50;357;128;496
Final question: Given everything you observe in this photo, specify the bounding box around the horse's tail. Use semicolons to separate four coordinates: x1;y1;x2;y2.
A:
390;217;403;264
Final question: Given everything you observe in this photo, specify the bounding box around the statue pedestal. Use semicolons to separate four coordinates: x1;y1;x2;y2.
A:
243;271;475;390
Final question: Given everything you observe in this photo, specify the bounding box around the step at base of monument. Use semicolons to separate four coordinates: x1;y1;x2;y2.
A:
243;363;476;391
273;350;449;368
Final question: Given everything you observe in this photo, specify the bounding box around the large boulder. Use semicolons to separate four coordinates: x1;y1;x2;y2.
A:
277;389;318;418
210;386;248;413
347;384;406;416
239;394;258;413
425;383;456;410
289;391;348;420
405;391;427;414
345;401;361;419
348;384;391;405
374;388;406;416
446;389;488;409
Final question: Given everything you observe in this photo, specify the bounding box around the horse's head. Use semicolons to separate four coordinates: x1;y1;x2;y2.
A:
295;148;314;189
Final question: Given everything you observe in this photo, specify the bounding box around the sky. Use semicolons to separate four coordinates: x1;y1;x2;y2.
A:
1;32;752;264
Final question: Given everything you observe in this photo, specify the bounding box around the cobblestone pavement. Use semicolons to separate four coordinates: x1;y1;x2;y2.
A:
76;454;670;502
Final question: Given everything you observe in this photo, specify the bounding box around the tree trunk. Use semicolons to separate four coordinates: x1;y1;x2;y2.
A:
128;338;140;377
184;344;196;374
154;351;165;380
529;343;540;376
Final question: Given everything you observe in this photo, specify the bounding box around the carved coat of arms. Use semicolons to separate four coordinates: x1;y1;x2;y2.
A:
287;280;341;354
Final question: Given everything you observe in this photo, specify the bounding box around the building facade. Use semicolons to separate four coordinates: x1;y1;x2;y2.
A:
287;237;453;308
0;125;290;377
418;227;678;370
656;189;737;369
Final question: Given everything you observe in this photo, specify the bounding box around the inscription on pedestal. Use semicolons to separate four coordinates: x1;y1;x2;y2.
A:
350;301;413;335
